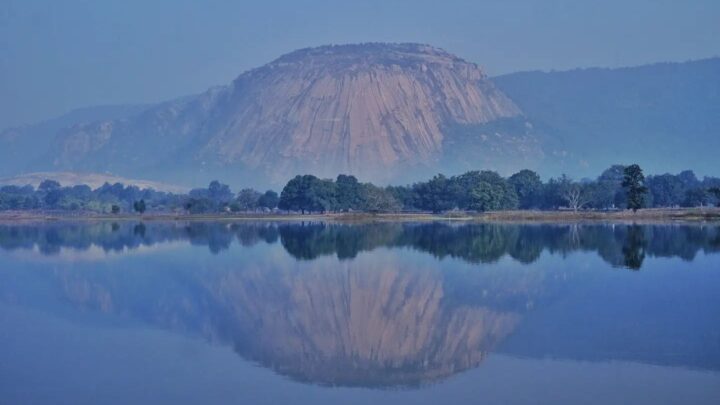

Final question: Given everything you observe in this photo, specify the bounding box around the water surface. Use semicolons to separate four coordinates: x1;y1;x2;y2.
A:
1;221;719;404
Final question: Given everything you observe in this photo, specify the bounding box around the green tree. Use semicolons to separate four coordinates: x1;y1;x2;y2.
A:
622;164;648;211
235;188;261;211
709;187;720;207
385;185;417;211
413;174;456;213
682;188;709;207
595;165;626;209
133;199;147;214
646;174;685;207
258;190;279;210
207;180;234;203
184;198;214;214
38;179;61;192
279;175;304;212
279;175;336;214
508;169;542;209
468;181;506;211
335;174;364;211
361;184;401;213
450;171;518;212
43;188;64;207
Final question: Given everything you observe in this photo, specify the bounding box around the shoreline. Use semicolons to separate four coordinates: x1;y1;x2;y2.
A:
1;208;719;224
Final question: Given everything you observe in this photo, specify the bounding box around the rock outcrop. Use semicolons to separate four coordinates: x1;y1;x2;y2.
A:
45;43;534;185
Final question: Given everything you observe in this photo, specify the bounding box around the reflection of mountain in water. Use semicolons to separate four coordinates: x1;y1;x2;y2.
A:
209;263;523;386
52;257;544;387
1;222;719;269
1;221;719;386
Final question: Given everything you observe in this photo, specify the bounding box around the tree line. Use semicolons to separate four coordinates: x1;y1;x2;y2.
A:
0;179;278;214
1;164;719;214
277;165;720;213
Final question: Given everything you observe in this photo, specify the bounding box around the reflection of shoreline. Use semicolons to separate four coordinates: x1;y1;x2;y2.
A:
1;222;718;269
2;223;719;387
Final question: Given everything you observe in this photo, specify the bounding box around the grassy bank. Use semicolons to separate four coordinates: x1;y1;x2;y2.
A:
1;208;720;223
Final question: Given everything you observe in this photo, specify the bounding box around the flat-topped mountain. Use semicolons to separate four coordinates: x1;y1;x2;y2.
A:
6;43;540;186
3;45;716;186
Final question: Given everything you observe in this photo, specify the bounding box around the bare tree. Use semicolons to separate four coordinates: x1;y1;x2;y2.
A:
562;183;592;212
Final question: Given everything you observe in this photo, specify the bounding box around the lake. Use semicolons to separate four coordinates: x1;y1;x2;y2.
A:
1;221;719;404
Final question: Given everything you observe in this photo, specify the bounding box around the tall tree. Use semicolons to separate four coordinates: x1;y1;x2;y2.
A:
622;164;648;212
38;179;61;192
235;188;262;211
646;174;685;207
279;175;336;214
133;199;147;214
451;171;517;211
207;181;234;203
413;174;456;213
335;174;364;212
595;165;626;209
258;190;279;210
508;169;542;209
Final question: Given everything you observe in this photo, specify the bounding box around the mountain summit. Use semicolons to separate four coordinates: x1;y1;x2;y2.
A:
2;46;718;186
38;43;538;185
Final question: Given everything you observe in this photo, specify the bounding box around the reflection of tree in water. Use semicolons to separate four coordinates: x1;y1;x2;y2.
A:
278;222;403;260
133;223;146;238
622;225;647;270
4;221;719;386
0;222;719;269
277;223;720;269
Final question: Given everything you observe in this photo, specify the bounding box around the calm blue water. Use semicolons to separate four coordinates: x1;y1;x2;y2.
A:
1;221;719;404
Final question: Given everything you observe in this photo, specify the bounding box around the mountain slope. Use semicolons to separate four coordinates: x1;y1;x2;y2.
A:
4;47;717;186
36;44;540;186
493;57;720;177
0;104;148;178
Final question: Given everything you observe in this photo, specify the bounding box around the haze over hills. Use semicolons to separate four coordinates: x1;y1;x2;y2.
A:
0;45;718;188
0;44;548;187
0;104;148;179
493;57;720;177
0;172;188;194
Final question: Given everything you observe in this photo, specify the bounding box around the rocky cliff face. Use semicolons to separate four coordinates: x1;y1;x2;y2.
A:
45;43;534;185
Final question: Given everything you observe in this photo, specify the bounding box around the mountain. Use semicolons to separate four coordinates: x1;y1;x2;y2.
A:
493;57;720;177
2;47;718;187
2;43;546;187
0;104;148;178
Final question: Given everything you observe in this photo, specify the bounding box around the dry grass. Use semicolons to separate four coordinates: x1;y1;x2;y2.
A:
1;208;719;224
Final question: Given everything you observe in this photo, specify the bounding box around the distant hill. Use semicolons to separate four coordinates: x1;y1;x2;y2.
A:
0;172;188;194
493;57;720;177
0;104;148;178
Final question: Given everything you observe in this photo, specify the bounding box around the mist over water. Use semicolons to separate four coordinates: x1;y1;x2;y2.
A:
1;221;719;404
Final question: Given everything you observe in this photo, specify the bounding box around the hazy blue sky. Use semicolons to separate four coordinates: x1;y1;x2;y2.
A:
1;0;719;129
